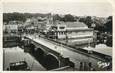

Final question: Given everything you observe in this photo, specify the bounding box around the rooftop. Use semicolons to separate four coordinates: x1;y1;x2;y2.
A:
54;21;88;28
66;22;88;28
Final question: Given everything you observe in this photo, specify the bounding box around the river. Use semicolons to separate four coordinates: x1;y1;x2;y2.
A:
3;46;46;71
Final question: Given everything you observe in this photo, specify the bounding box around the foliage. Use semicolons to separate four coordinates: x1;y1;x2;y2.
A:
53;14;76;22
53;14;62;21
3;12;26;23
79;16;93;28
104;16;112;33
3;13;112;34
3;12;51;23
62;14;76;22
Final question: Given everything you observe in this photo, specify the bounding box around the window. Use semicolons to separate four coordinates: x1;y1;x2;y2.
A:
59;27;65;29
61;32;63;35
52;26;57;30
58;32;61;35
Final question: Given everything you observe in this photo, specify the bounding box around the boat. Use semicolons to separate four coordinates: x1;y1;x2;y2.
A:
7;61;31;71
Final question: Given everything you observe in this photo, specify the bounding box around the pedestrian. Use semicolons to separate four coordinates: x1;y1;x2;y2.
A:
55;46;57;49
88;62;92;68
83;62;87;71
79;62;83;71
88;62;94;71
7;68;9;70
92;68;96;71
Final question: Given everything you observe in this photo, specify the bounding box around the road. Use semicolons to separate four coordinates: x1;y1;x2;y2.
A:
26;34;108;70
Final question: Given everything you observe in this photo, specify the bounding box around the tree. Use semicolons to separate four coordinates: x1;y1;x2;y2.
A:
53;14;62;21
62;14;75;22
104;16;112;33
3;12;26;22
79;16;93;28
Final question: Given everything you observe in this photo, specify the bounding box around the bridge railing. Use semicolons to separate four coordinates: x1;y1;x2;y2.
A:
51;66;76;71
37;34;111;62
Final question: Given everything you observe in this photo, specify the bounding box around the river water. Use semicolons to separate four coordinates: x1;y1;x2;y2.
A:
3;46;46;71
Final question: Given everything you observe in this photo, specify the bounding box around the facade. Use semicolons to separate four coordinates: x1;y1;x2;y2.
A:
46;21;66;39
24;15;53;33
3;21;23;33
47;21;96;46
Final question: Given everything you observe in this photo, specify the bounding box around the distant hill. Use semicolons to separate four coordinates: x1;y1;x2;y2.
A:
3;12;112;33
3;12;51;23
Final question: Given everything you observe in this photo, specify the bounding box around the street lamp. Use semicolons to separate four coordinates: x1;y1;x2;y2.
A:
87;48;93;71
65;30;68;44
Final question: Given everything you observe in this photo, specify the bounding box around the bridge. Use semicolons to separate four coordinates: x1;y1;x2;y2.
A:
21;34;111;71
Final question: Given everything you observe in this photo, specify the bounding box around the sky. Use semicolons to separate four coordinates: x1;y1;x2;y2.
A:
3;1;112;17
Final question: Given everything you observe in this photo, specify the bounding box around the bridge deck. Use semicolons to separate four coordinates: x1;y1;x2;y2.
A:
25;35;102;70
83;45;112;57
27;35;82;58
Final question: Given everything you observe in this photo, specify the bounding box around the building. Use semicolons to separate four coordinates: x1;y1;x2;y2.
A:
47;21;96;46
3;21;23;33
46;21;65;39
24;14;53;34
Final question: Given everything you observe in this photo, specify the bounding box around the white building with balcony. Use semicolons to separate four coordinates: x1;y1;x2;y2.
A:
47;21;96;46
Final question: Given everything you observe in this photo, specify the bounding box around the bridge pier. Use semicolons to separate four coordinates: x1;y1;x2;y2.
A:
59;56;75;68
35;48;45;60
44;54;59;70
22;38;75;70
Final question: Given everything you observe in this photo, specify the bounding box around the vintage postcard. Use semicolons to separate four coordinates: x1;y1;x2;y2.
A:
1;0;114;72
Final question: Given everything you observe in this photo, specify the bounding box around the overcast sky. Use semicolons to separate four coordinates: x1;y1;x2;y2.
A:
3;2;112;17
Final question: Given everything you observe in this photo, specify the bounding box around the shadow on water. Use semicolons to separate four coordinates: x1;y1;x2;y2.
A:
24;45;59;70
